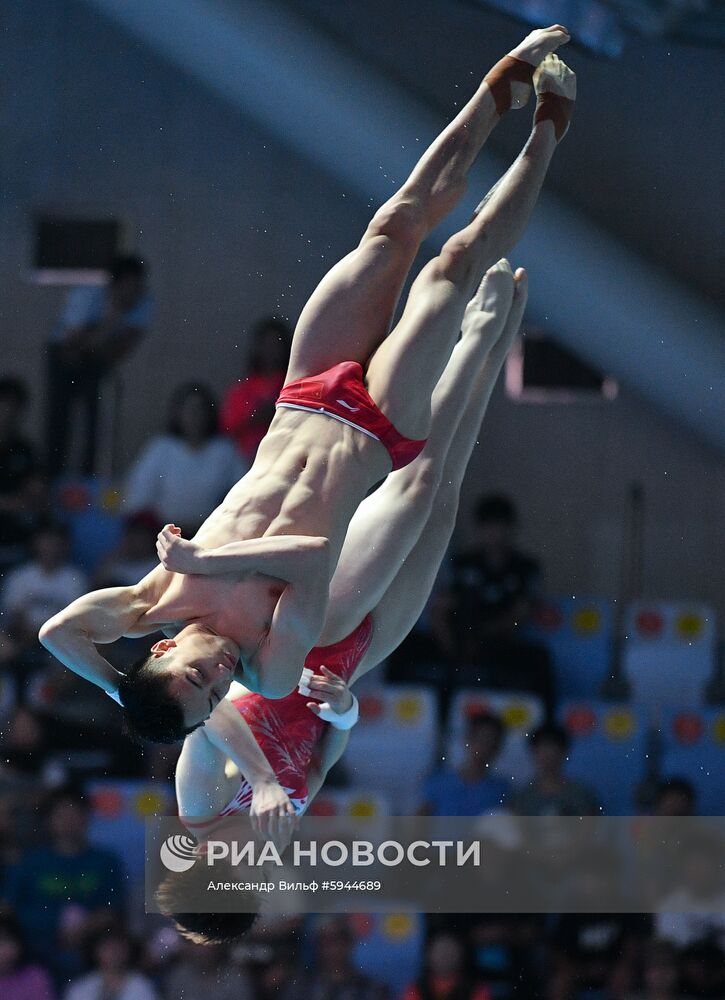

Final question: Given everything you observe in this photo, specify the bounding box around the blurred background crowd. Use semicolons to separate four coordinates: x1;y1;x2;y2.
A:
1;0;724;998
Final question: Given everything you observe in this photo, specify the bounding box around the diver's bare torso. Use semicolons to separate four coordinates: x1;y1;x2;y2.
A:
133;408;391;658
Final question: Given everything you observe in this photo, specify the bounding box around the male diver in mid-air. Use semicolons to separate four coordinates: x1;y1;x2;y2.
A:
40;28;575;742
158;260;527;943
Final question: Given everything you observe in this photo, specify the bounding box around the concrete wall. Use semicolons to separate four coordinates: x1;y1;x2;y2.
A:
1;1;723;613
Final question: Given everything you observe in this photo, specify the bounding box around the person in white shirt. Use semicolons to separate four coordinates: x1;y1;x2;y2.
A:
123;383;248;535
46;256;152;476
1;522;87;647
64;926;158;1000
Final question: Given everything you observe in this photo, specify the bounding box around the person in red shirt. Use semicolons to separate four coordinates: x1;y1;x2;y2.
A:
402;932;492;1000
220;317;292;462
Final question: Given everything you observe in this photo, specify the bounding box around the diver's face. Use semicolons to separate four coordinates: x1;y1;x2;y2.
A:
150;624;239;727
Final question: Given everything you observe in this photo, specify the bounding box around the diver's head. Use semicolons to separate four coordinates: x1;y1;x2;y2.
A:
119;623;239;743
156;850;260;944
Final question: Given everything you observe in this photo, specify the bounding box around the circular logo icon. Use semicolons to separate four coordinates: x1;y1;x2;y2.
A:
672;713;703;746
565;705;597;736
636;609;664;639
572;607;602;636
502;702;531;729
395;696;422;723
676;613;703;641
159;835;197;873
383;913;415;939
604;709;635;741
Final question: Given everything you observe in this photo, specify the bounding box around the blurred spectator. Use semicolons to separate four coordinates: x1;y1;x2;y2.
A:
288;916;390;1000
64;925;157;1000
552;913;652;998
1;521;87;648
123;383;247;535
431;495;553;709
465;915;543;1000
3;788;126;979
2;706;51;780
419;710;509;815
401;931;491;1000
654;778;696;817
624;939;684;1000
46;256;152;476
256;945;302;1000
0;913;56;1000
162;940;254;1000
512;724;600;816
0;377;47;572
93;513;159;588
221;317;292;462
679;940;725;999
655;830;725;951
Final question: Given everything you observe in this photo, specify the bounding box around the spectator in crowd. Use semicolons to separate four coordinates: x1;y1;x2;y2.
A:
655;830;725;951
256;945;302;1000
552;911;652;999
162;940;254;1000
512;724;600;816
64;925;157;1000
465;915;543;1000
93;512;159;588
679;940;725;999
1;521;87;650
624;939;684;1000
431;494;553;709
0;377;47;572
3;788;126;980
419;709;509;816
46;256;152;476
290;916;390;1000
123;383;247;535
654;778;696;817
2;706;51;780
402;931;492;1000
0;913;56;1000
220;317;292;462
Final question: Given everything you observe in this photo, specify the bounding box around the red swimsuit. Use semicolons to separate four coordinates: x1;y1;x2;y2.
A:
276;361;426;471
190;616;374;824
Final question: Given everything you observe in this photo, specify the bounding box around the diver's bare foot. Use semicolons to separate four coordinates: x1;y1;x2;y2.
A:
533;54;577;141
488;267;528;366
485;25;570;113
510;25;571;67
462;259;515;349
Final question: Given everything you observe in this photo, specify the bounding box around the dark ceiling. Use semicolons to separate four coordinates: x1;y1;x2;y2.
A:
289;0;725;311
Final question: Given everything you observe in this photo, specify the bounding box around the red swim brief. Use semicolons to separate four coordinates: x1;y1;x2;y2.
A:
276;361;426;471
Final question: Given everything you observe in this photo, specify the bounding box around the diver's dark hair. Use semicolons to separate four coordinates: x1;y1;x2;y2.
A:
119;654;202;745
166;382;218;441
156;861;259;944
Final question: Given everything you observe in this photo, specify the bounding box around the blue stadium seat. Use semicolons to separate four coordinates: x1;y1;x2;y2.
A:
622;600;716;708
55;477;124;572
352;911;424;996
304;912;424;997
447;689;545;787
658;708;725;816
559;701;647;815
88;780;175;878
527;596;614;699
344;685;438;814
306;788;392;818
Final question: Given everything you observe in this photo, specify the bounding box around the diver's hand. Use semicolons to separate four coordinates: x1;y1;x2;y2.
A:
250;779;297;846
303;665;354;716
156;524;206;575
